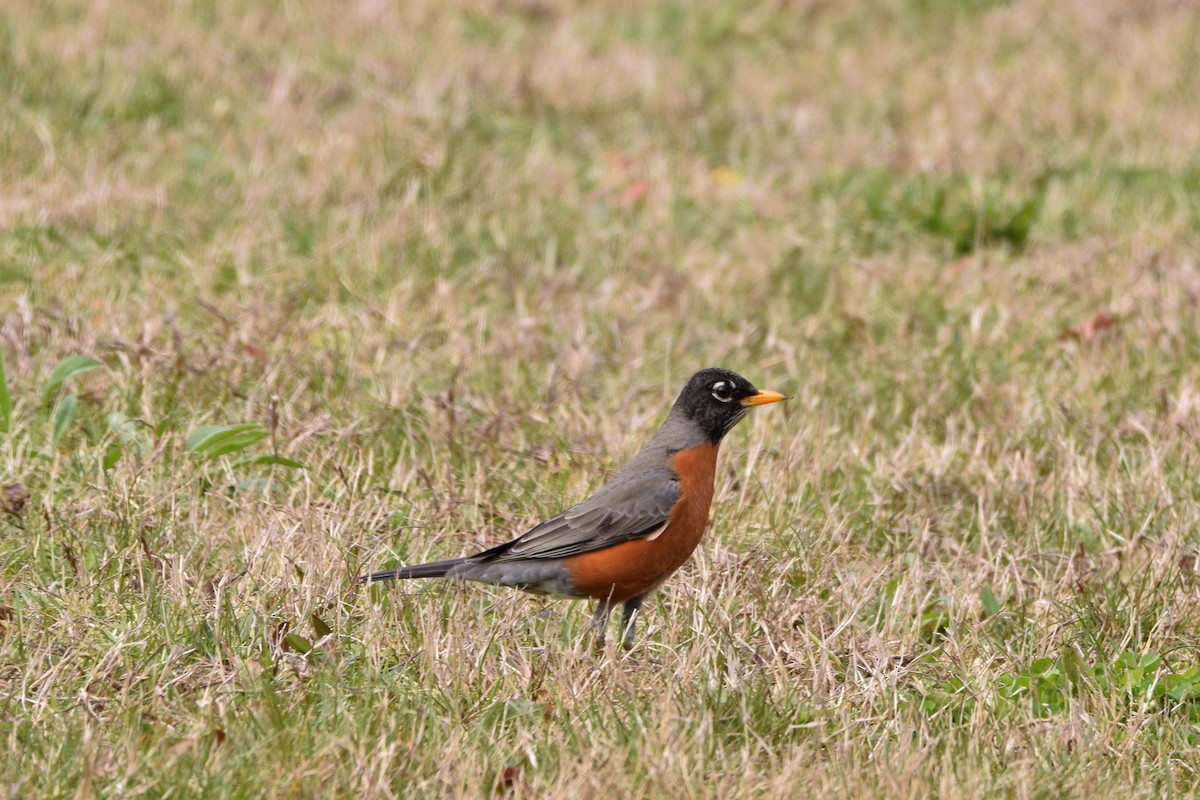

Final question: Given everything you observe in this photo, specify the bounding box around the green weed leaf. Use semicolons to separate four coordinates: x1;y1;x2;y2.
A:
980;586;1001;618
283;633;312;654
52;395;78;445
186;423;268;458
42;355;103;402
108;412;151;457
1062;644;1087;688
311;614;332;639
250;454;307;470
484;698;539;730
103;443;123;470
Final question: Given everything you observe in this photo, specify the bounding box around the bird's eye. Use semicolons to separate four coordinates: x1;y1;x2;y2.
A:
711;381;732;402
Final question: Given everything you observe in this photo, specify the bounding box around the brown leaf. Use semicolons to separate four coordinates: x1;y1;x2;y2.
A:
604;151;634;175
270;620;290;651
616;179;651;207
1061;311;1118;342
499;766;521;789
167;740;194;758
2;482;29;518
504;0;558;20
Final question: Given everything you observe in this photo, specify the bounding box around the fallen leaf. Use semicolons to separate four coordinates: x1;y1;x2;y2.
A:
167;740;194;758
507;0;558;20
616;179;651;207
270;620;291;652
709;166;742;187
1061;311;1118;342
499;766;521;789
1;482;28;518
604;151;634;175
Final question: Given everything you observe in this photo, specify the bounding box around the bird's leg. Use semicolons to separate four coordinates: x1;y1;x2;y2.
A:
590;598;615;649
619;595;645;651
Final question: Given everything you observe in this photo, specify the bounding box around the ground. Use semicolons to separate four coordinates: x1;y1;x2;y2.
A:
2;0;1200;796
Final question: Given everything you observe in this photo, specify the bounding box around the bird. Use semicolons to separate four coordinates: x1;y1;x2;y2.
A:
358;367;786;650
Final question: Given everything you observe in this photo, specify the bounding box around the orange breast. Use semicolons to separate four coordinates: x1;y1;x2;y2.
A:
565;444;718;602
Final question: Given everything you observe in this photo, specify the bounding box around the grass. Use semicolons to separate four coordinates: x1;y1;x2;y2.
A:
2;0;1200;796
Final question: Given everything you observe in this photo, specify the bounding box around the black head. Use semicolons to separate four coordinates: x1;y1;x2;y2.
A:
671;367;787;443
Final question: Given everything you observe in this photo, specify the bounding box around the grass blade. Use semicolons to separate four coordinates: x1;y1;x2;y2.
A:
0;350;10;434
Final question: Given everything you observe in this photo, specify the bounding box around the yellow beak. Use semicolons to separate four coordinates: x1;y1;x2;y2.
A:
739;389;788;407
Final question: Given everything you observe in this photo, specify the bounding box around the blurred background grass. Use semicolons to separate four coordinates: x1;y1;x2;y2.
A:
2;1;1200;796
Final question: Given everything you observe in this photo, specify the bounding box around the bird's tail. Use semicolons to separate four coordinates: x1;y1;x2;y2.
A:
356;558;467;585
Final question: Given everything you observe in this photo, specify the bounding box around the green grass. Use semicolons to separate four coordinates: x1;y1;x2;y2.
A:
3;0;1200;796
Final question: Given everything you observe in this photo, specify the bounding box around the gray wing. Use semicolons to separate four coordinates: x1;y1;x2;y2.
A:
485;470;682;562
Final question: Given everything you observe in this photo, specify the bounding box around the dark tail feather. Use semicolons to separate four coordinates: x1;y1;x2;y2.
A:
356;558;467;585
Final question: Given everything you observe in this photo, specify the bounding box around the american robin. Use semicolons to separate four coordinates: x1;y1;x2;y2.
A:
359;367;786;649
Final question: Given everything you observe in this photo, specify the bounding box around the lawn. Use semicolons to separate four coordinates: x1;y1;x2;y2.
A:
2;0;1200;796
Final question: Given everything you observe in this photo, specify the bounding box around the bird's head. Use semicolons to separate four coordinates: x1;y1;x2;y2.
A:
670;367;787;443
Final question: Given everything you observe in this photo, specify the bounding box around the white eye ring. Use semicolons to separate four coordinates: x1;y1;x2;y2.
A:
711;381;732;402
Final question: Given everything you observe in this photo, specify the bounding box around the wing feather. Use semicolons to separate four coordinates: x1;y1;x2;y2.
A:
488;471;682;561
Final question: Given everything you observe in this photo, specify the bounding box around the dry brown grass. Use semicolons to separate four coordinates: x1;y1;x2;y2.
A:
3;0;1200;796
